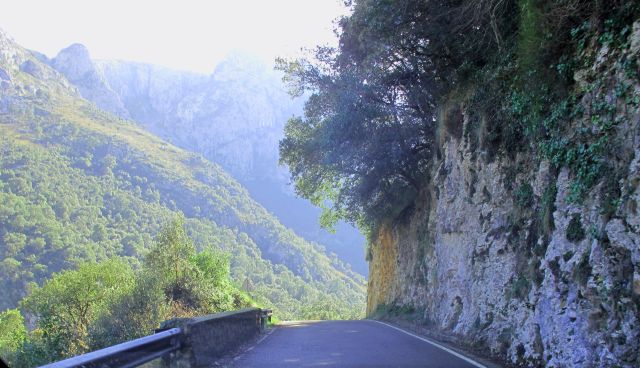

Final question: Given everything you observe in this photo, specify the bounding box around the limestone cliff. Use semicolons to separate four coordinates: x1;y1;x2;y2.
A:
367;22;640;367
50;44;130;119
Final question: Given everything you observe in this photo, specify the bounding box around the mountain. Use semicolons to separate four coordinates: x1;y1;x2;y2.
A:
45;45;368;275
49;44;130;119
0;29;364;319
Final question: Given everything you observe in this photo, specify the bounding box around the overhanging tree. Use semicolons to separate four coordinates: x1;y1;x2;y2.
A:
277;0;514;236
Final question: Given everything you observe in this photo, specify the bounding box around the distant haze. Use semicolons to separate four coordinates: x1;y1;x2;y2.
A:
0;0;348;73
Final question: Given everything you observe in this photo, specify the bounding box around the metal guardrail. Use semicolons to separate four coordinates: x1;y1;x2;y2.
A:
38;308;273;368
40;328;182;368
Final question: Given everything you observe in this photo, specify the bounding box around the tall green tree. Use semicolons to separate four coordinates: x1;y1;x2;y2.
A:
144;214;253;314
145;214;196;287
21;259;135;360
276;0;519;235
91;215;254;348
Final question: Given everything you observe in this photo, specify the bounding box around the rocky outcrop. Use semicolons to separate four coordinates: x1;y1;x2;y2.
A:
50;44;130;118
88;52;298;183
0;28;77;113
367;22;640;367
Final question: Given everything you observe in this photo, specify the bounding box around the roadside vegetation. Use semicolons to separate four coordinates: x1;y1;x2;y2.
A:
278;0;640;239
0;216;253;367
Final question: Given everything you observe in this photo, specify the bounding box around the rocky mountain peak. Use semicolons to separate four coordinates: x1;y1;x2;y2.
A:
51;43;130;118
211;50;274;83
0;28;76;96
51;43;93;79
0;27;24;70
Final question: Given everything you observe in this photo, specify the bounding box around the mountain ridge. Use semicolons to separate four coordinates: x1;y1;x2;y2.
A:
0;29;364;319
45;42;368;275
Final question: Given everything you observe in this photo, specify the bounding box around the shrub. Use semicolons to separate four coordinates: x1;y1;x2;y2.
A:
566;214;586;243
0;309;27;365
515;183;534;208
20;259;135;361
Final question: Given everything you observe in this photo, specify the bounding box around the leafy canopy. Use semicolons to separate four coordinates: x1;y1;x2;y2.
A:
0;309;27;356
20;259;135;359
276;0;518;235
277;0;636;234
8;216;255;367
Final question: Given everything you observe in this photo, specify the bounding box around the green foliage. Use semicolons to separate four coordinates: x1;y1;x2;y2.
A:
0;69;364;323
538;89;626;203
191;249;231;289
515;183;534;208
6;219;257;365
143;215;252;316
145;215;197;291
462;2;640;207
537;6;639;204
20;259;135;361
89;218;255;350
0;309;27;362
277;0;505;232
565;214;586;243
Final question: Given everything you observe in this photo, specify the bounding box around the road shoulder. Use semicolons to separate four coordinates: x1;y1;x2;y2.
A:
367;318;508;368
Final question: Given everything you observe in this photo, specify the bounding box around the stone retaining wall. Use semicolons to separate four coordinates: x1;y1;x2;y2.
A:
160;308;263;367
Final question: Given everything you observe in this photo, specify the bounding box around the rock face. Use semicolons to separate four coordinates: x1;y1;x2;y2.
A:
367;23;640;367
0;28;77;112
51;44;130;118
49;51;291;182
48;47;368;275
93;53;295;184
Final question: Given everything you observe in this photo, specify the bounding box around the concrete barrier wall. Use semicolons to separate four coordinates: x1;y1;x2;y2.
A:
160;308;263;367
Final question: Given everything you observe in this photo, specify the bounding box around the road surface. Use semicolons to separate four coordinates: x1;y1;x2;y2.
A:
232;320;486;367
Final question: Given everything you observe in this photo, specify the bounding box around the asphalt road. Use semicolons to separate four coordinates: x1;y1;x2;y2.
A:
231;320;485;367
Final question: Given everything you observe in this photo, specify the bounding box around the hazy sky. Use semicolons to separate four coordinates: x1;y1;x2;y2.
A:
0;0;348;73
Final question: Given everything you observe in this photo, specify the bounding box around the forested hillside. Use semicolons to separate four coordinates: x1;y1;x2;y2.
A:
0;29;365;322
278;0;640;366
44;45;368;275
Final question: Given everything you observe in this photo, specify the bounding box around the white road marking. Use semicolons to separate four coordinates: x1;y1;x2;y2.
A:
367;320;487;368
